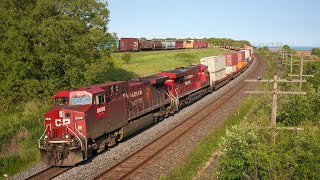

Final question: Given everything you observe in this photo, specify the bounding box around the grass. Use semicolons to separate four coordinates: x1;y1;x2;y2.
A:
112;48;232;77
0;47;231;178
160;97;257;180
0;100;51;178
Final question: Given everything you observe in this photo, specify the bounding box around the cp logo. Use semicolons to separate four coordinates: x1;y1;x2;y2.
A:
55;119;71;127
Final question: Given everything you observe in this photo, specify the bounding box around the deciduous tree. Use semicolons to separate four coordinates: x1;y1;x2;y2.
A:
0;0;114;110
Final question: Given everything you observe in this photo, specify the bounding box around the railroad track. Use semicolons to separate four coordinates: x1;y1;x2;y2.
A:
94;56;265;180
26;167;72;180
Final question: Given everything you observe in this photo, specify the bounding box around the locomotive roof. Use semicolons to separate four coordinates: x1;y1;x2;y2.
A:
139;75;169;85
160;65;201;78
79;81;126;93
128;81;147;87
54;91;70;98
53;81;124;95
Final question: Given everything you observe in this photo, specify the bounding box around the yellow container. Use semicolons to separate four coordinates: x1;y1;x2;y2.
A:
185;40;194;49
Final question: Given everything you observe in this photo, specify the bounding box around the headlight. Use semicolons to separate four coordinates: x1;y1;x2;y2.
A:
44;135;48;139
65;134;70;139
59;111;63;118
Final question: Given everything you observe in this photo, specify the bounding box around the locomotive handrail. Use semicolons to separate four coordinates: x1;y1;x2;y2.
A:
75;122;87;151
38;124;50;148
174;88;179;99
66;126;84;150
165;90;179;112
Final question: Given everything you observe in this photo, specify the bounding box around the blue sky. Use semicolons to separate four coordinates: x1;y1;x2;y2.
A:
107;0;320;47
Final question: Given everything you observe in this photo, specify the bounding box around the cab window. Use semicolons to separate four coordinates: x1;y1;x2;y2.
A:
114;85;119;92
70;95;91;105
54;97;69;106
95;93;105;105
109;86;114;93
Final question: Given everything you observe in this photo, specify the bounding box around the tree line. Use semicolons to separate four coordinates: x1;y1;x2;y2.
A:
204;38;251;48
311;48;320;56
0;0;118;111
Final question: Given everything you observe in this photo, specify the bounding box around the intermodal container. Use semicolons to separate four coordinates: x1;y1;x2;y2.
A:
209;70;227;83
236;61;246;71
140;40;154;50
225;53;238;66
164;40;176;50
120;38;139;52
225;65;236;75
244;45;254;54
242;61;247;69
237;51;246;62
245;48;252;60
236;62;242;72
185;40;194;49
200;56;226;73
241;49;250;62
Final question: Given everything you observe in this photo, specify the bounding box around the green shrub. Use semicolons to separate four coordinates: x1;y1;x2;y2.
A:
121;53;132;64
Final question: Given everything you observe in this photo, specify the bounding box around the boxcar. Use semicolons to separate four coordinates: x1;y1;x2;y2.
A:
120;38;139;52
154;40;165;50
140;40;154;51
185;40;194;49
175;40;185;49
164;40;176;50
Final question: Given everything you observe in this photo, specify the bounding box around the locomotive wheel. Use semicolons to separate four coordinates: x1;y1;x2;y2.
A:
108;137;116;147
117;128;124;142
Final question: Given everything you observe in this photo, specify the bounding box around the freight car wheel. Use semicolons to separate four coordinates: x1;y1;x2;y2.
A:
158;116;164;122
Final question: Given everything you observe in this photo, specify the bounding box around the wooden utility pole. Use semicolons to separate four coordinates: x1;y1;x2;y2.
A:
283;57;315;90
245;75;306;144
280;49;293;60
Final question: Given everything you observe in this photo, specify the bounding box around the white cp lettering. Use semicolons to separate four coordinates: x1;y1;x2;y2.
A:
55;119;71;127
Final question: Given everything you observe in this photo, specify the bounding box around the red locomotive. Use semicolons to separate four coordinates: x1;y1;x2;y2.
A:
38;64;212;166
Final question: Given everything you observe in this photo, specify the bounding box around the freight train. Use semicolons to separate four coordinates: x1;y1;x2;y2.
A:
118;38;209;52
38;46;254;166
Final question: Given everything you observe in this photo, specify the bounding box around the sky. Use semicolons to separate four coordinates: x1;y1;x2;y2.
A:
106;0;320;47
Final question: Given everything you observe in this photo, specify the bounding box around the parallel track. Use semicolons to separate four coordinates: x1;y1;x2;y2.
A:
26;167;72;180
94;56;265;180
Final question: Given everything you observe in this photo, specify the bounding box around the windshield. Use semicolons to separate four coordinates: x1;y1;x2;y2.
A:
54;97;69;106
70;95;91;105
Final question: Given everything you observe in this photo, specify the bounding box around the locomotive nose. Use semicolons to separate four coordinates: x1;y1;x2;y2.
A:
40;108;87;166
